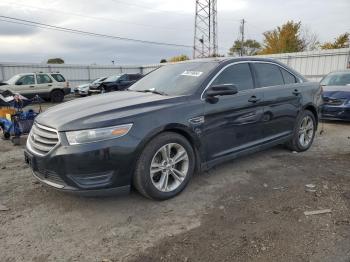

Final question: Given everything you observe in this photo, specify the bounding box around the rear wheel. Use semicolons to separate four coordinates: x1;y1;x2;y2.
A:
286;110;316;152
50;90;64;103
133;132;195;200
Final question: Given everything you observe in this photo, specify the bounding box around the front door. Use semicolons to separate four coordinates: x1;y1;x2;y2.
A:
202;62;265;162
11;74;36;97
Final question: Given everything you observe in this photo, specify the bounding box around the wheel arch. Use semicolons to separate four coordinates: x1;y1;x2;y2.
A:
303;103;319;127
135;123;202;175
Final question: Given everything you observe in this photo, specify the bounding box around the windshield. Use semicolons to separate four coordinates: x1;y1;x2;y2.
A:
5;74;21;84
321;71;350;86
129;62;218;96
93;77;107;84
105;75;121;82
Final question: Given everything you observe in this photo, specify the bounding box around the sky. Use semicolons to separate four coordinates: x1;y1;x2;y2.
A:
0;0;349;65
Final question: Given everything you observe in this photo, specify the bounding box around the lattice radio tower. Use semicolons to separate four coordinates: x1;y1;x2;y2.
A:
193;0;218;59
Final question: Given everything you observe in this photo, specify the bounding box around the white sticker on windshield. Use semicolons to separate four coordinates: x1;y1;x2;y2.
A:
181;71;203;77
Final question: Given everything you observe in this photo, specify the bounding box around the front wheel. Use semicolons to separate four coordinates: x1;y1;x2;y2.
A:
133;132;195;200
286;110;316;152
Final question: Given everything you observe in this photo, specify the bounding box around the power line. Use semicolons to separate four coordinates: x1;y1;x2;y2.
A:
0;1;190;32
111;0;192;15
0;15;192;48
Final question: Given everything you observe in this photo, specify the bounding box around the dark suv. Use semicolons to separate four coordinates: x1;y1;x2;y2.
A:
25;58;322;200
89;73;142;94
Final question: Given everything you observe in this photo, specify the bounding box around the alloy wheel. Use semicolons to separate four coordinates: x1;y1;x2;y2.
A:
150;143;189;192
298;115;314;147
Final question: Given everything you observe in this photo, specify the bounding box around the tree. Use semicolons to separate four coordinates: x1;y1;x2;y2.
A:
160;59;167;63
47;58;65;64
301;26;320;51
228;39;261;56
321;33;349;49
168;55;189;62
259;21;305;54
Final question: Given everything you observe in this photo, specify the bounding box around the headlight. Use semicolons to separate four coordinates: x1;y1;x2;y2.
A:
65;124;133;145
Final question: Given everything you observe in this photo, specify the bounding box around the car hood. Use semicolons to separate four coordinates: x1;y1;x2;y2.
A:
36;91;183;131
77;83;89;89
322;85;350;99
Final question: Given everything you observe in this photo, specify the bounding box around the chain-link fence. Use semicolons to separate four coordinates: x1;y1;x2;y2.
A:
1;48;349;87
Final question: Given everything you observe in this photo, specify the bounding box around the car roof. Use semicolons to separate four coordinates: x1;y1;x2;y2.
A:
327;69;350;74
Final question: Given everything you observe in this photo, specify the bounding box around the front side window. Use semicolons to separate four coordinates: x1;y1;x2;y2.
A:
16;75;35;85
36;74;52;84
254;63;284;87
280;68;297;84
211;63;254;91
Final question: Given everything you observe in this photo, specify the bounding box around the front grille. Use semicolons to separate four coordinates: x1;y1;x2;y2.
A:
323;97;346;106
35;166;66;185
27;123;59;156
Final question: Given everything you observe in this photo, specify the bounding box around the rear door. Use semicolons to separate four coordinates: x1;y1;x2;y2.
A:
252;62;301;140
203;62;265;161
36;73;54;95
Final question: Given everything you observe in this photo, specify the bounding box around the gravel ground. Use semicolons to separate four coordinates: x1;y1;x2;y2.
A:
0;100;349;262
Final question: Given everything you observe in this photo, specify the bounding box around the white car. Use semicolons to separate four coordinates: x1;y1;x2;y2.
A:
74;77;107;97
0;72;70;102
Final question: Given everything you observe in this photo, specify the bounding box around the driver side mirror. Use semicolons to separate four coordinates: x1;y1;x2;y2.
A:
205;84;238;102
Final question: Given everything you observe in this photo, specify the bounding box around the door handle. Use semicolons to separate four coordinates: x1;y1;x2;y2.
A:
48;84;52;87
248;96;260;103
293;89;301;95
29;85;35;88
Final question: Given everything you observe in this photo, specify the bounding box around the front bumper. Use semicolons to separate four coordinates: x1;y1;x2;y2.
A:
321;105;350;121
89;89;101;94
24;134;141;196
63;87;71;95
74;89;89;96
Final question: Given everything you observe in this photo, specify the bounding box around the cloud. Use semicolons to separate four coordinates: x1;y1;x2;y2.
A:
0;0;348;64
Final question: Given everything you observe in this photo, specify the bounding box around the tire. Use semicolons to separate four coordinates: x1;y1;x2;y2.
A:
50;90;64;103
133;132;195;200
286;110;316;152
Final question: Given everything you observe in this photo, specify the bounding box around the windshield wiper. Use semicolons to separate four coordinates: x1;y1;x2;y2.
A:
133;89;168;96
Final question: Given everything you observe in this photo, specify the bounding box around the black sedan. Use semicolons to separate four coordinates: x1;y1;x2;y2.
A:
321;70;350;121
89;73;143;94
25;58;322;200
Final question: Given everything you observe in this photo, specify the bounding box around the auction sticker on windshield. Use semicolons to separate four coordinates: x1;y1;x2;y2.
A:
181;71;203;77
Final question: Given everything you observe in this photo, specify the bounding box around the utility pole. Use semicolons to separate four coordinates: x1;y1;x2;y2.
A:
193;0;218;58
240;18;245;56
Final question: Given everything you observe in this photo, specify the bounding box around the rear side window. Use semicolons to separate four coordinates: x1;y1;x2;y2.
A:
36;74;52;84
50;73;65;82
16;75;35;85
280;68;297;84
212;63;254;91
254;63;284;87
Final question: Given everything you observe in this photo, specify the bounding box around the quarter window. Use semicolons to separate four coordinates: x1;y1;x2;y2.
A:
16;75;35;85
36;74;52;84
254;63;284;87
212;63;254;91
280;68;297;84
50;74;65;82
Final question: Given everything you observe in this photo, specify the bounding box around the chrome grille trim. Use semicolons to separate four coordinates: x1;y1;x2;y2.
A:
27;123;60;156
323;98;346;106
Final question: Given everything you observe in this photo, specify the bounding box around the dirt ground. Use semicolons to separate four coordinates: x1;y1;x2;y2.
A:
0;100;349;262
